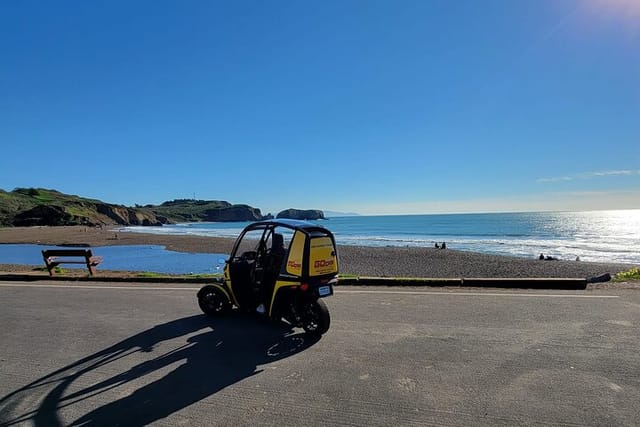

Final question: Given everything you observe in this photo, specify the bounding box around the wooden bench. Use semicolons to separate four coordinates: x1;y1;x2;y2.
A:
42;249;103;276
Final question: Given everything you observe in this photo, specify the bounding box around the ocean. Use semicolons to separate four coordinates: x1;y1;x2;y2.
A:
122;210;640;265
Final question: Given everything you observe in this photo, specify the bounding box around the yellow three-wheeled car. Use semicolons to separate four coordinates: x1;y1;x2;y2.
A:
197;219;338;336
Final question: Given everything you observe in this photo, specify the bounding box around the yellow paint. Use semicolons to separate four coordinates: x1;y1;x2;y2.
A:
309;236;337;276
269;279;298;314
286;231;305;276
222;264;239;306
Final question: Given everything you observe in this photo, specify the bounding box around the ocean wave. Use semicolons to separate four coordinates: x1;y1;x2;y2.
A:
333;235;639;263
118;212;640;264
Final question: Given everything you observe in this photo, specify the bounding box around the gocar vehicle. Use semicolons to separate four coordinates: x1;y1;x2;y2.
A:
197;219;338;336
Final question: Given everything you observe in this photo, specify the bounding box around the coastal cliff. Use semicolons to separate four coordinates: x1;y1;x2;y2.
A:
2;188;168;227
0;189;272;227
152;199;271;222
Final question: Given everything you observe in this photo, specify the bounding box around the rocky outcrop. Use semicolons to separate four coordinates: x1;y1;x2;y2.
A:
13;205;78;226
96;204;166;226
150;199;274;222
276;209;325;220
204;205;266;221
11;203;168;227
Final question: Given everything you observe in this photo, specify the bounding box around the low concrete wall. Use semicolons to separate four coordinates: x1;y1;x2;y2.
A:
0;273;588;289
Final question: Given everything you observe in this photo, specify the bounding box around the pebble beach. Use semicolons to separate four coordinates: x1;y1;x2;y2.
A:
0;226;634;279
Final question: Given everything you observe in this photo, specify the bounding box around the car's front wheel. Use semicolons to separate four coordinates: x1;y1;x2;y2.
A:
198;286;231;316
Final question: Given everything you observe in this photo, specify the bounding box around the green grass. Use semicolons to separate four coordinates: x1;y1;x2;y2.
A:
185;273;223;278
612;267;640;282
136;272;223;279
136;272;165;278
64;205;90;216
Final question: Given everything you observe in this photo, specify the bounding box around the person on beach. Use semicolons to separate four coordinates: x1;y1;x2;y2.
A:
539;253;545;260
434;242;439;249
441;242;446;249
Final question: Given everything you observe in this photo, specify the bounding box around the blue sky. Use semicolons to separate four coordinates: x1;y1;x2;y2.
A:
1;0;639;215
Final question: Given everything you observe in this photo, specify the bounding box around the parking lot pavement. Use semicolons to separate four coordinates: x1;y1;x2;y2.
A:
1;282;639;426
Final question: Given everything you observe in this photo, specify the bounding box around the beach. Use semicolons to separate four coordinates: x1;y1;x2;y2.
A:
0;226;634;279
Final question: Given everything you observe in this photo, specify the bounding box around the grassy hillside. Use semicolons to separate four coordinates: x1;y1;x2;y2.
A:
150;199;232;222
0;188;99;226
0;188;162;226
0;189;34;225
0;189;269;226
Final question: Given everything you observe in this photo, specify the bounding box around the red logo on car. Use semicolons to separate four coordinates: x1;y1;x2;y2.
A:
314;259;334;268
288;260;301;269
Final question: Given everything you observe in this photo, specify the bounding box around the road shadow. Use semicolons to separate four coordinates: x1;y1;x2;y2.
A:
0;313;318;426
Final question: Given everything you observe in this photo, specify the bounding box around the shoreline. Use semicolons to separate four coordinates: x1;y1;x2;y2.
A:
0;226;635;279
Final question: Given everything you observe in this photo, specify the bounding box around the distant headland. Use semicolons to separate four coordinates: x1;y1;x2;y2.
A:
0;188;325;227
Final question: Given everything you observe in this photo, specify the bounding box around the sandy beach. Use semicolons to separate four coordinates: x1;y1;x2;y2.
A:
0;226;634;279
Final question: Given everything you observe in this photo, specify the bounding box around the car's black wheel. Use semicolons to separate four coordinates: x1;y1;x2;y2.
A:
302;299;330;336
198;286;231;316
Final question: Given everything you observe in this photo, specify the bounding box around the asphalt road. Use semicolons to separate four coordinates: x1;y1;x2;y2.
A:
1;281;639;426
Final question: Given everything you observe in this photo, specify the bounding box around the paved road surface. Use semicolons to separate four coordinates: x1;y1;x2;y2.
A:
1;281;639;426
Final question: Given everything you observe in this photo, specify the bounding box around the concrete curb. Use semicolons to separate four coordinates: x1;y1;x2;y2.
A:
0;273;588;289
0;274;210;284
339;277;587;290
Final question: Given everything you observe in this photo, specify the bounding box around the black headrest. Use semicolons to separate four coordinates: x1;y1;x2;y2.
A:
272;233;284;248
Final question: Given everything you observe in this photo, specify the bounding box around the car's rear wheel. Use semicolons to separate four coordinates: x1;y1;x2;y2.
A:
302;299;330;336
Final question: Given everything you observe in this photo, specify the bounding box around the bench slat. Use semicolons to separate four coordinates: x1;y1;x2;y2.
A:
42;249;102;276
43;249;93;257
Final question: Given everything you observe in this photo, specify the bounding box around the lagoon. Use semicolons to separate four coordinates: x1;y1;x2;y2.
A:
0;244;227;275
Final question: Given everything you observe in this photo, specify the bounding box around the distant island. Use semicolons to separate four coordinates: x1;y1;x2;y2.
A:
0;188;326;227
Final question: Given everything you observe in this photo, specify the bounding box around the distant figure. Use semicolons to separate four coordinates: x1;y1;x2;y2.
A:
539;253;545;260
575;256;580;262
441;242;446;249
545;255;558;261
434;242;440;249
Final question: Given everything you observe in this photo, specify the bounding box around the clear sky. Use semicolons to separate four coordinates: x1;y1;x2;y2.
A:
1;0;639;216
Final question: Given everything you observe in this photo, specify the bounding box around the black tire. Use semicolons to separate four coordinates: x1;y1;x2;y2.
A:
302;299;330;336
198;286;231;316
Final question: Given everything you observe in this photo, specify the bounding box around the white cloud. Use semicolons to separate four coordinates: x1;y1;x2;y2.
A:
537;176;575;183
537;169;640;183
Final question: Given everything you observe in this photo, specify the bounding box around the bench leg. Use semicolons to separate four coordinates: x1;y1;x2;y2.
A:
45;262;58;276
86;261;97;276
